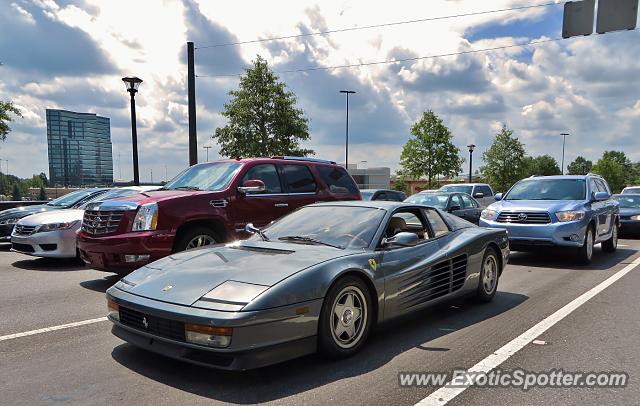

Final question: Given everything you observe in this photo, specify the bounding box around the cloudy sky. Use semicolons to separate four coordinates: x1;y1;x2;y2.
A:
1;0;639;181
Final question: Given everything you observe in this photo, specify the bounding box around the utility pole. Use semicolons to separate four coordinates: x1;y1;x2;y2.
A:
187;41;198;166
560;133;570;175
339;90;356;168
467;144;476;183
150;168;153;184
203;145;212;162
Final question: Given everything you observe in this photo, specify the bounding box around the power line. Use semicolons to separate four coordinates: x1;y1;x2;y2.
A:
195;28;639;79
195;2;565;50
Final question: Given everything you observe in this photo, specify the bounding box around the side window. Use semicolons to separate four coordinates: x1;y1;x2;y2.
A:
317;165;359;194
450;194;463;209
460;194;476;209
242;164;282;194
478;185;492;196
384;210;429;241
375;192;387;201
588;179;600;197
595;179;610;195
282;164;317;193
423;209;450;237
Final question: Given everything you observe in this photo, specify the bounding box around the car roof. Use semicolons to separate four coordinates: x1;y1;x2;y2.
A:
441;183;488;187
360;189;398;193
204;157;339;165
311;200;429;210
520;175;599;180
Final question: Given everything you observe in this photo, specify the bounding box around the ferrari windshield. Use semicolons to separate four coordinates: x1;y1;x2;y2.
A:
614;195;640;208
404;193;449;208
163;162;242;191
505;179;586;201
259;205;386;249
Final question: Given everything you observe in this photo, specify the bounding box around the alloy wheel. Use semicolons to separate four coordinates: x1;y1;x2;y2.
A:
330;286;368;349
185;235;216;250
482;254;498;295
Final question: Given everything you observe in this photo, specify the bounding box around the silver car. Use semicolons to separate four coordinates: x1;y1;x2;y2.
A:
11;186;159;258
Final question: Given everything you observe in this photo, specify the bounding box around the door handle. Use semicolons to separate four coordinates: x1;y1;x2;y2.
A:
274;203;289;207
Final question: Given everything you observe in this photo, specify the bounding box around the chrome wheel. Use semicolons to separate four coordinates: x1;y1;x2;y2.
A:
185;235;216;250
586;229;593;260
331;286;368;349
612;225;618;248
482;254;498;295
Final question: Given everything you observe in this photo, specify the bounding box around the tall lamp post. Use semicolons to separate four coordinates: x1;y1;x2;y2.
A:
122;76;143;186
339;90;356;169
560;133;570;175
467;144;476;183
203;146;212;162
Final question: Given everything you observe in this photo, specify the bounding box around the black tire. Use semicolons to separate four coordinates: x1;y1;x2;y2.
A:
576;226;595;264
602;223;618;253
173;226;219;252
318;275;373;358
475;247;500;303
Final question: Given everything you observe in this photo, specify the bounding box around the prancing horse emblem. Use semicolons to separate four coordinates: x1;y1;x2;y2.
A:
518;213;528;221
142;317;149;329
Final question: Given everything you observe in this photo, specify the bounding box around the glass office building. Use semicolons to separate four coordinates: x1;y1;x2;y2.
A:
46;109;113;186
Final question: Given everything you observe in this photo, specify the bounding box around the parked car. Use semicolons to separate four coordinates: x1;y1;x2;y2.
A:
405;191;481;224
106;201;509;370
621;186;640;194
11;186;159;258
78;157;361;274
613;194;640;235
479;174;619;263
439;183;495;208
360;189;406;201
0;188;108;242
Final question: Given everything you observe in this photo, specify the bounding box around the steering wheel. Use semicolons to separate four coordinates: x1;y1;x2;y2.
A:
336;233;369;247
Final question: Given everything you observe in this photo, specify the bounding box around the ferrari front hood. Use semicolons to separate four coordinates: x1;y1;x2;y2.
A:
119;241;357;306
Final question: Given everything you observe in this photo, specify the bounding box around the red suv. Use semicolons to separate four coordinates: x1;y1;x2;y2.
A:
77;157;360;273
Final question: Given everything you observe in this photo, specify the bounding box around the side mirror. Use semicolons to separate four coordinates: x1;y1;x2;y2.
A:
494;193;503;201
238;179;266;194
593;191;609;201
244;222;259;234
448;205;462;212
382;232;419;248
473;192;484;198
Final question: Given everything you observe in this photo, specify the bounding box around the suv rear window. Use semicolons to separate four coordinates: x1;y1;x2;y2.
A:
282;164;317;193
317;166;358;194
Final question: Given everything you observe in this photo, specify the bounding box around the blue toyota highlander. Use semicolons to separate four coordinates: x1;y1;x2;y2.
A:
479;174;619;263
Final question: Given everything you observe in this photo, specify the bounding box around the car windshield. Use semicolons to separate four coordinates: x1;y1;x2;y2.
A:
614;195;640;208
46;189;98;207
623;187;640;194
256;205;386;249
440;185;473;195
505;179;586;201
360;191;374;200
404;193;449;208
163;162;242;191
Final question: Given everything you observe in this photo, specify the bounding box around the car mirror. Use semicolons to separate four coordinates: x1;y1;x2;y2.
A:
244;223;259;234
494;193;503;201
473;192;484;198
448;205;461;212
382;232;419;248
593;191;609;201
238;179;266;194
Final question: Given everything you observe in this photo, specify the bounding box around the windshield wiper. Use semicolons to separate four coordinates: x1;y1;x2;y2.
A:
278;236;344;249
173;186;202;191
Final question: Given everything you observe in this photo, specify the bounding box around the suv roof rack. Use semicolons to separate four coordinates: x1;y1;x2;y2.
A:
586;172;602;178
271;156;337;164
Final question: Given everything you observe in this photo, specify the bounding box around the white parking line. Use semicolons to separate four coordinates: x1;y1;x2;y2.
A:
0;317;108;342
416;255;640;406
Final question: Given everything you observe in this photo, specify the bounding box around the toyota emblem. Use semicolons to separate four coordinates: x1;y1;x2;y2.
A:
518;213;528;221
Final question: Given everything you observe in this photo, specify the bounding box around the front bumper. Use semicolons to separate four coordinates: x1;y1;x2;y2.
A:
0;224;15;241
10;227;79;258
77;230;175;273
620;219;640;233
107;288;322;370
480;218;588;248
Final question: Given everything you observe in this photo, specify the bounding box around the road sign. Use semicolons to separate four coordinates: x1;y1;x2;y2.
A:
563;0;595;38
596;0;638;34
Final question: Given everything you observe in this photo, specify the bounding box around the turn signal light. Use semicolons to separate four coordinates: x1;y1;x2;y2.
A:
107;298;120;321
185;323;233;348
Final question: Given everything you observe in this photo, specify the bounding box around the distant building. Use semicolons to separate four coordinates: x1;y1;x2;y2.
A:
46;109;113;186
346;164;391;189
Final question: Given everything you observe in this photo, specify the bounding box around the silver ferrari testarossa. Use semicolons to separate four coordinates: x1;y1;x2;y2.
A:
106;201;509;370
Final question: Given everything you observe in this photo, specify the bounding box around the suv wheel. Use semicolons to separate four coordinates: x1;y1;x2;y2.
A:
174;226;219;252
576;227;594;264
602;223;618;253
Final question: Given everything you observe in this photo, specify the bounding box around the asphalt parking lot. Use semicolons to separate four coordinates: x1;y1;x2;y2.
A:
2;239;639;406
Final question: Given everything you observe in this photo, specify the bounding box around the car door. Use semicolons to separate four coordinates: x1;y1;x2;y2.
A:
589;178;608;238
447;194;466;220
460;193;481;224
279;163;319;211
380;208;450;319
231;163;290;232
595;178;615;237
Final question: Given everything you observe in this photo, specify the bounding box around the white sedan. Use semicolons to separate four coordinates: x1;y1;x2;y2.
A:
11;186;159;258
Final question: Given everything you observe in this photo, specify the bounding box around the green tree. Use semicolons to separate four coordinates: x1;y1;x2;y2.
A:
212;56;313;158
480;125;526;192
567;156;593;175
399;110;463;188
392;171;409;194
38;185;47;200
11;183;22;201
592;157;625;193
0;101;23;141
522;154;561;177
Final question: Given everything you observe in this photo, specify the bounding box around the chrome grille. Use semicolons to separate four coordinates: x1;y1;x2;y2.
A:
82;210;124;235
14;224;37;236
496;211;551;224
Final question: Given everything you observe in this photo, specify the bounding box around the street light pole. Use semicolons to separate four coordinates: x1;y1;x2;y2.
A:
339;90;356;168
560;133;570;175
122;76;143;186
467;144;476;183
203;146;212;162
